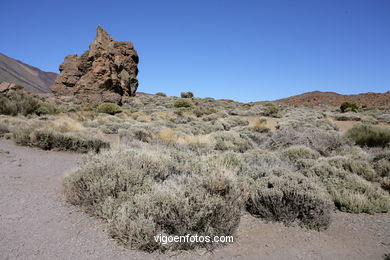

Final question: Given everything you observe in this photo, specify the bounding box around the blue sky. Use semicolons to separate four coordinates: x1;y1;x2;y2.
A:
1;0;389;102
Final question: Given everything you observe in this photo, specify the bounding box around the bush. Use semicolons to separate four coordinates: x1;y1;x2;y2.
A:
306;162;390;214
246;170;332;230
96;102;122;115
63;147;247;251
173;99;194;108
180;91;194;98
263;103;281;117
265;128;351;156
82;103;99;111
0;123;10;137
372;151;390;191
212;131;254;152
340;102;358;113
0;91;40;116
281;146;320;163
155;92;167;97
346;124;390;148
119;127;154;144
12;127;109;153
35;102;59;115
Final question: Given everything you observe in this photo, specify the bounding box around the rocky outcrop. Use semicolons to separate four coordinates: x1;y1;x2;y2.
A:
52;26;139;104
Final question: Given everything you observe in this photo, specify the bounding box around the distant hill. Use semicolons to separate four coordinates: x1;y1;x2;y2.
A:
0;52;57;93
275;91;390;106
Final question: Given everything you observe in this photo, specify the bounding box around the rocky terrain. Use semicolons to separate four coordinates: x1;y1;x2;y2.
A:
275;90;390;107
0;52;56;93
51;26;139;104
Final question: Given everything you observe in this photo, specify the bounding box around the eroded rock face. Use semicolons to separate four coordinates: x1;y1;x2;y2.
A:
52;26;139;104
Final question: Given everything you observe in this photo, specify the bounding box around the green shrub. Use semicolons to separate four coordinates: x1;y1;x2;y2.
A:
326;156;377;181
96;102;122;115
35;102;59;115
12;126;109;153
63;147;247;251
346;124;390;147
246;170;332;230
0;91;40;116
263;103;280;117
155;92;167;97
82;103;99;111
340;102;358;113
281;146;320;163
173;98;194;108
180;91;194;98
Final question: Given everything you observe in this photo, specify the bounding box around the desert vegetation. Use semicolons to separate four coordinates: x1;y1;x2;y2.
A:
1;91;389;252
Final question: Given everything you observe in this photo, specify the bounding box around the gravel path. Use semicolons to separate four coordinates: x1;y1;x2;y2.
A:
1;139;389;260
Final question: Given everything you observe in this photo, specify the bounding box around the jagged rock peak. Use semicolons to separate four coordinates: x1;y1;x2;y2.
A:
51;26;139;104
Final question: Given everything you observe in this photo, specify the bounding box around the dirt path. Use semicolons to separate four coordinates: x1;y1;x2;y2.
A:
0;139;389;259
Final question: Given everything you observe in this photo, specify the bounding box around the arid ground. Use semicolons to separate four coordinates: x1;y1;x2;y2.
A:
1;134;389;260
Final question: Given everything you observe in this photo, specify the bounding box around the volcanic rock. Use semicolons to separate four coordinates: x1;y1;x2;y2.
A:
51;26;139;104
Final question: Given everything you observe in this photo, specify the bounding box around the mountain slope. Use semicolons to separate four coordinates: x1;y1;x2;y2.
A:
275;91;390;106
0;53;57;93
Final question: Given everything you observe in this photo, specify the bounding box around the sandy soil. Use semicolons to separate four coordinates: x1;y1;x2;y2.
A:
245;116;278;131
1;139;389;260
329;119;390;133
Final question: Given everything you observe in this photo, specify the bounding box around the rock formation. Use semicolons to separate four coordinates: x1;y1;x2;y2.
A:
52;26;139;104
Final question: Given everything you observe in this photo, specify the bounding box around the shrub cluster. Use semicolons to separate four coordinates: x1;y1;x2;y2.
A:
346;124;390;148
246;170;332;230
12;127;109;153
173;98;194;108
340;102;358;113
180;91;194;98
155;92;167;97
63;147;247;251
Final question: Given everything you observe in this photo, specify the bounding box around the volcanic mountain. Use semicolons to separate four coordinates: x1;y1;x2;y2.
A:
275;90;390;106
0;52;57;93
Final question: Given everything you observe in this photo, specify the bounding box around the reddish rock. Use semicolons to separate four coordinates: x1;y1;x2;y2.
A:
51;26;139;104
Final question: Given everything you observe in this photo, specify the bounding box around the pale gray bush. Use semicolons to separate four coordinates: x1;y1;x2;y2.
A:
246;170;333;230
64;147;247;251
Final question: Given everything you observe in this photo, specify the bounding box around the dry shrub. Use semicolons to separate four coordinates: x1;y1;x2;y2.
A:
63;147;247;251
11;122;109;153
246;170;332;230
371;150;390;191
281;145;320;163
212;131;254;152
119;127;154;144
50;116;84;132
306;162;390;214
265;128;350;156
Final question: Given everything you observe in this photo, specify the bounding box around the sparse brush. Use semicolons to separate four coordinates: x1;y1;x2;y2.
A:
265;128;351;156
212;131;254;152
